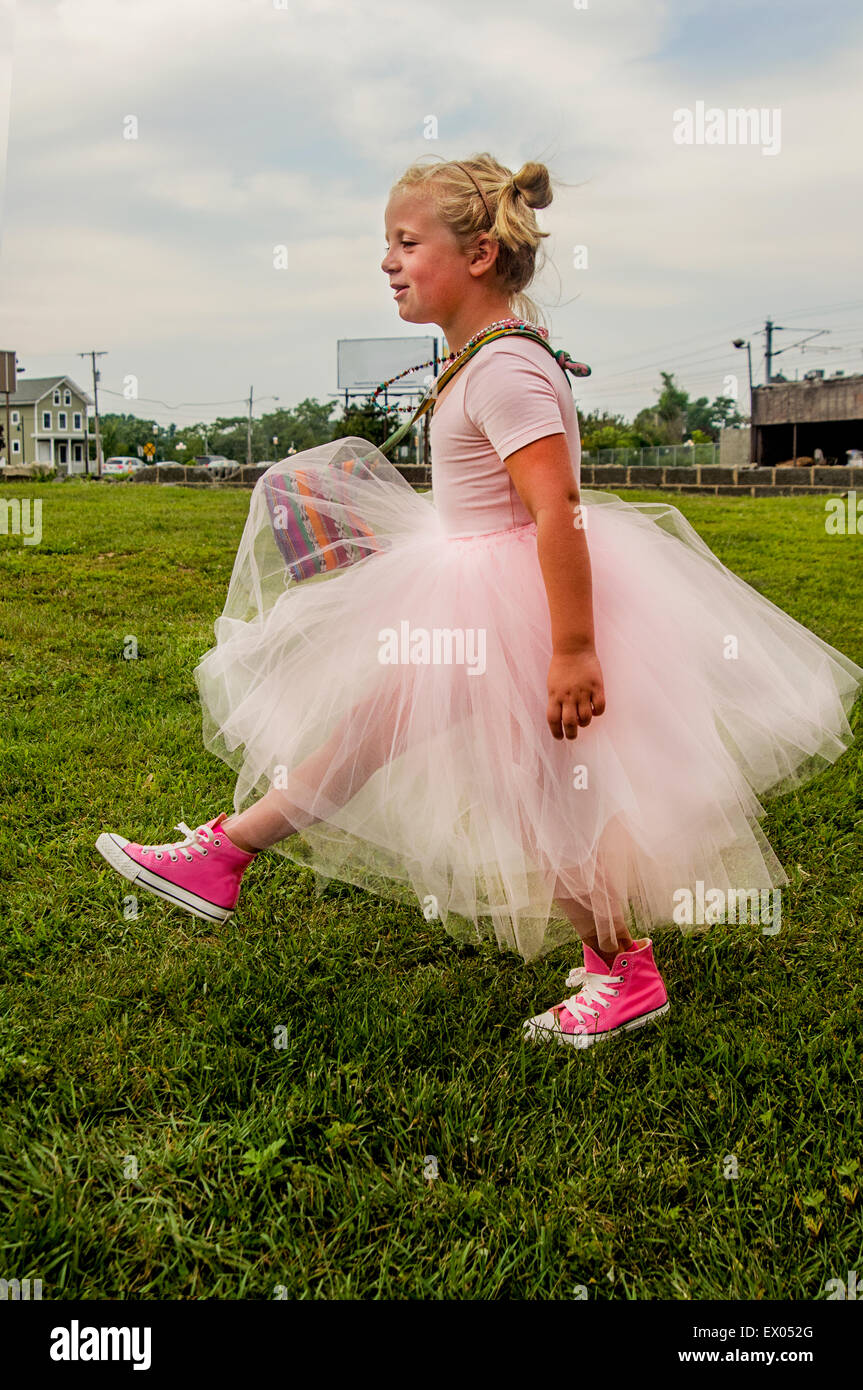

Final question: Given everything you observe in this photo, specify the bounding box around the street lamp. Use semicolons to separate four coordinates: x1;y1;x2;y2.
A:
733;338;755;467
732;338;753;400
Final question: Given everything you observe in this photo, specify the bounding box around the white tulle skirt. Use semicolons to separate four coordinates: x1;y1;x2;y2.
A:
192;438;862;960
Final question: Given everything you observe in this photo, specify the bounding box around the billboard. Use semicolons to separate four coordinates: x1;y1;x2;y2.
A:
337;337;438;393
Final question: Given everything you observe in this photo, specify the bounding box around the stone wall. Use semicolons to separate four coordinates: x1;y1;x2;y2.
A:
396;461;862;496
116;459;863;497
126;463;268;487
580;463;862;496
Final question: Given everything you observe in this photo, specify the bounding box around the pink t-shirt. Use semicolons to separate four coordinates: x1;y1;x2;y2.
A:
429;335;581;536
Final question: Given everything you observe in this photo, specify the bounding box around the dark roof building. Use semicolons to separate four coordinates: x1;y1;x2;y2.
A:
751;372;863;466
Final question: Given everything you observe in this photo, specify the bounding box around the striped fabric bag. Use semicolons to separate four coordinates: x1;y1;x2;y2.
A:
259;453;387;582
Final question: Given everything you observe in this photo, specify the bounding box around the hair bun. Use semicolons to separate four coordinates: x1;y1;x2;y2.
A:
511;162;552;211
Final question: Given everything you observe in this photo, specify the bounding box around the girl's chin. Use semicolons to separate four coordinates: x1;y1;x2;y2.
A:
398;302;430;324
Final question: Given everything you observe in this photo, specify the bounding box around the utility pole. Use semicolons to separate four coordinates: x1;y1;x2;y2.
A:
247;384;253;468
762;320;831;384
78;350;107;476
0;350;18;469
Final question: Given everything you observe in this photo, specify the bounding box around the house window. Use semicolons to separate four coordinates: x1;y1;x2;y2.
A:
64;389;71;406
12;439;20;454
73;412;82;431
58;411;67;430
73;444;82;462
53;389;61;405
11;410;19;425
42;411;51;429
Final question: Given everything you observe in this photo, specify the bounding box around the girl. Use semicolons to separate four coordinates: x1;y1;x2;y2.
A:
96;154;863;1051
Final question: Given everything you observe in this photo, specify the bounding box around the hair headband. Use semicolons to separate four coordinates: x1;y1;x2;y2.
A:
452;162;496;228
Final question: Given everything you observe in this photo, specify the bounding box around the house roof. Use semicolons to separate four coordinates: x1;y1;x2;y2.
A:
7;375;93;406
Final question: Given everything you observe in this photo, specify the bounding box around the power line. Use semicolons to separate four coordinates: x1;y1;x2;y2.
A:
566;316;762;370
591;344;745;383
772;298;863;322
559;299;863;382
98;387;252;410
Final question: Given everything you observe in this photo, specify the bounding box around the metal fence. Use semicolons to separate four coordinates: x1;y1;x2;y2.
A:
583;443;719;468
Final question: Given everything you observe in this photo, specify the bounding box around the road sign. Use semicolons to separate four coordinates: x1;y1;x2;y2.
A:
143;442;155;458
0;351;17;394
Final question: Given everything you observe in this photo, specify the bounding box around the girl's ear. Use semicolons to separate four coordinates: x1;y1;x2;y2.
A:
468;233;500;278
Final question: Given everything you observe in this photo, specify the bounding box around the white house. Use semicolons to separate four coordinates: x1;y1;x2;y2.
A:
3;375;93;472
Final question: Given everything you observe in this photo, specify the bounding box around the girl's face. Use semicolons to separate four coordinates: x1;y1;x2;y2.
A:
381;190;474;327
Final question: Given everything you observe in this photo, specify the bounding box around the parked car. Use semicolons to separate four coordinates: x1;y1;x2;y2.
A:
193;455;240;470
102;456;144;476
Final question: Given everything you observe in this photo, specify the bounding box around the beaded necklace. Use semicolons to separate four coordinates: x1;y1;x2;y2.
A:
372;317;535;409
371;317;591;457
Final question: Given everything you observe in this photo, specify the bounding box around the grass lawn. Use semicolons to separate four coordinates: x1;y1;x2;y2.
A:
1;478;861;1300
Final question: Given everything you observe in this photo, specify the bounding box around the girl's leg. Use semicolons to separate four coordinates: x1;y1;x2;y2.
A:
221;681;410;853
553;890;634;966
221;788;302;853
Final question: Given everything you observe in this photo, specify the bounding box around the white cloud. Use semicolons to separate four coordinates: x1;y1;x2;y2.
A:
2;0;862;422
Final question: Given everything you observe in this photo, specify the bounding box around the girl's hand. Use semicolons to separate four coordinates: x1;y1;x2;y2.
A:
546;648;606;740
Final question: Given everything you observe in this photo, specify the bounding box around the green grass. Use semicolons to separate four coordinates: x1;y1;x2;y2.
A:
1;480;861;1300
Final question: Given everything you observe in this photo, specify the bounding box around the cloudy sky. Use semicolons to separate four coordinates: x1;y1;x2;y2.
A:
1;0;862;432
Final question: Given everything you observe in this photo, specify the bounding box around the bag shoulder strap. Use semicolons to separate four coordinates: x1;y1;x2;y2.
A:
378;325;590;458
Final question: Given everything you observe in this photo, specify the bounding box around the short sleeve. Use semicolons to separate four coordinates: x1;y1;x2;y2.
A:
463;343;567;460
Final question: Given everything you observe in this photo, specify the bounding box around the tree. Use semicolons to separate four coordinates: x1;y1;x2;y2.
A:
578;409;639;451
686;393;746;439
207;416;247;461
291;398;338;449
99;413;158;458
648;372;689;443
334;395;404;448
629;408;669;447
259;399;336;455
628;375;746;445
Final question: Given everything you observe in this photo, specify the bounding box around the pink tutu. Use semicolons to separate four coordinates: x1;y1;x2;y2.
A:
193;438;863;960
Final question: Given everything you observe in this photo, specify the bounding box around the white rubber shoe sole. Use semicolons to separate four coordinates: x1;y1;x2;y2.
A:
95;832;232;924
523;1000;671;1049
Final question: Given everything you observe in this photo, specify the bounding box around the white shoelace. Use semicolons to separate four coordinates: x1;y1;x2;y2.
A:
142;822;216;863
558;965;623;1024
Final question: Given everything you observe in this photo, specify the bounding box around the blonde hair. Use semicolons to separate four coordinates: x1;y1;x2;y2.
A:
389;153;553;328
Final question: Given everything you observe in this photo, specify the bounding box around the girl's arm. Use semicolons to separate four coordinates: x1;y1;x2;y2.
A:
505;432;606;740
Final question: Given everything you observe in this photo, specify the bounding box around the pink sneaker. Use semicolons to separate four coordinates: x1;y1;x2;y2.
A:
523;937;670;1049
95;812;258;923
